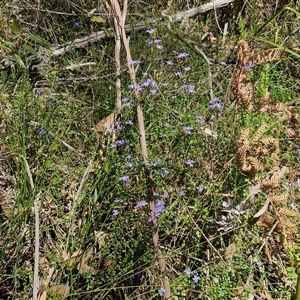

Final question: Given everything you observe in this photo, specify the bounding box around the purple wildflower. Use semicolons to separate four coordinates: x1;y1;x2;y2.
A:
164;123;170;127
150;89;157;95
183;126;193;135
196;116;204;124
36;88;44;94
148;200;166;222
145;28;156;34
209;97;223;110
112;209;119;216
161;82;169;86
166;60;173;65
115;139;126;146
220;61;227;66
120;175;129;183
49;101;56;108
157;169;169;176
184;66;191;71
136;200;148;207
74;21;80;27
156;44;164;50
179;190;185;196
146;39;153;45
126;154;133;159
158;288;166;297
184;268;192;275
197;186;205;193
174;71;182;77
125;120;133;125
159;193;169;199
141;78;157;88
185;159;195;167
155;200;165;215
177;52;188;59
149;159;162;167
192;274;200;283
242;62;255;71
153;39;161;44
125;162;134;167
126;60;140;67
39;128;47;135
182;84;196;93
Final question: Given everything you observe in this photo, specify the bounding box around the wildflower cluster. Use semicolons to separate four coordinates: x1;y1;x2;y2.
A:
209;97;223;110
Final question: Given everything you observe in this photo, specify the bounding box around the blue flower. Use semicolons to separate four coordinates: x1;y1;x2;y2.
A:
196;116;204;124
185;159;195;167
115;139;127;146
197;186;205;193
112;209;119;216
184;268;192;275
179;190;185;196
177;52;188;58
183;126;193;135
145;28;156;34
148;200;165;222
182;84;196;93
209;97;223;110
126;60;140;67
174;71;182;77
136;200;148;207
74;21;80;27
166;60;173;65
149;159;162;167
158;288;166;297
36;88;44;94
192;274;200;283
120;175;129;183
156;44;164;50
39;128;47;135
125;162;134;168
184;66;191;71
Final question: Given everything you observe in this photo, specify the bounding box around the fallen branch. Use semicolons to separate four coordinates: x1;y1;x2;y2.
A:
52;0;235;56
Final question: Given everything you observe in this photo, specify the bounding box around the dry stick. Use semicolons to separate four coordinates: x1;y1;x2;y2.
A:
22;156;39;300
110;1;170;298
52;0;235;57
110;1;122;115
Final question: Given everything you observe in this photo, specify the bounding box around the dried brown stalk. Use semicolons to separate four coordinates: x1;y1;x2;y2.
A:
109;0;170;298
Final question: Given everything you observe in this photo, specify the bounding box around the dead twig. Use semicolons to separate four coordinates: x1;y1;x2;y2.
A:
22;156;40;300
52;0;235;56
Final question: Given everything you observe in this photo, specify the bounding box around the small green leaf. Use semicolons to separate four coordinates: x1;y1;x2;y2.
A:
26;33;51;49
90;16;106;24
11;21;21;34
4;55;26;68
22;44;38;56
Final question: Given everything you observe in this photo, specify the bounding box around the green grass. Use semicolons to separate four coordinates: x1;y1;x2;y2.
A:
0;0;300;299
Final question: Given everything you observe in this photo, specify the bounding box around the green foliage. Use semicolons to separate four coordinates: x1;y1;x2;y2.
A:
0;1;299;299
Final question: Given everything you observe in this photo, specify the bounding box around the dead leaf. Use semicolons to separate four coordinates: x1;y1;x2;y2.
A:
40;291;47;300
95;231;107;249
48;284;70;296
253;197;270;219
224;242;236;260
203;127;218;138
90;15;106;24
92;113;115;134
248;183;261;198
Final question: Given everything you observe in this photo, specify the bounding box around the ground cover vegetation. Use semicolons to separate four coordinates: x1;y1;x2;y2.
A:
0;0;300;299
